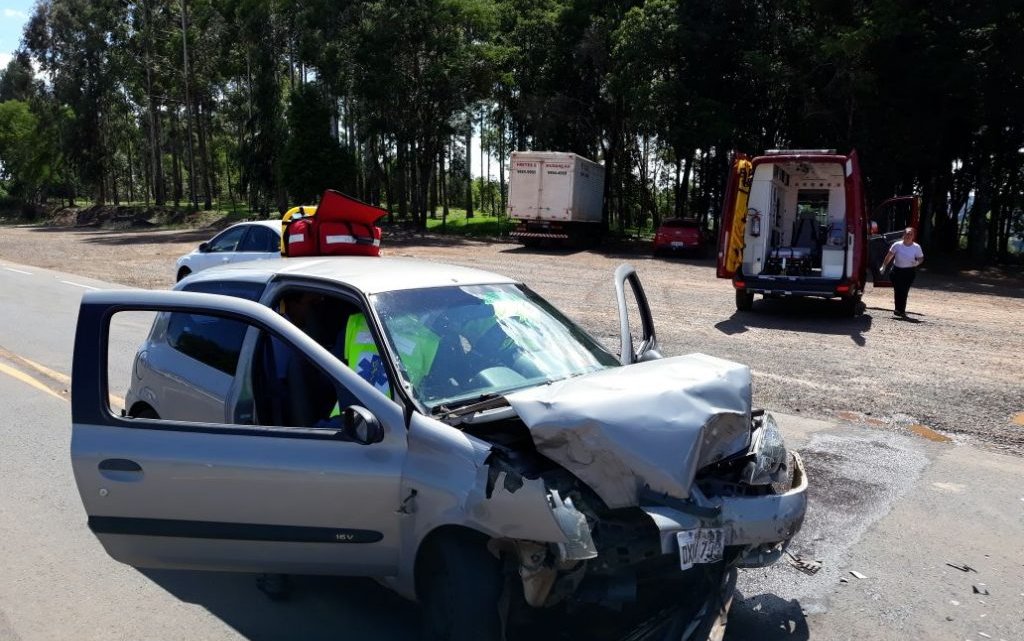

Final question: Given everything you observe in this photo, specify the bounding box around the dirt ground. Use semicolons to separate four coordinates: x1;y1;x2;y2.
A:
2;222;1022;455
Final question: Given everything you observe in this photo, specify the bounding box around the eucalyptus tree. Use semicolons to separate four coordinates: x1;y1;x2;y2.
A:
24;0;131;204
349;0;498;228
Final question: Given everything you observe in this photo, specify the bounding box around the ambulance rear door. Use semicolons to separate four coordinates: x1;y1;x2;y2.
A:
717;153;752;279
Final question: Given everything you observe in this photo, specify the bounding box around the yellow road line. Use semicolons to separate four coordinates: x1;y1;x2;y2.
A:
0;352;123;409
109;393;126;411
15;355;71;386
0;361;67;402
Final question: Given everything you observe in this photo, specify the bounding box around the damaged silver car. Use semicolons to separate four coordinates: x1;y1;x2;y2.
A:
70;257;807;640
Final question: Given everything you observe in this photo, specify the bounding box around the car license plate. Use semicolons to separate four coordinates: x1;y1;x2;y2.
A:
671;241;684;248
676;529;725;571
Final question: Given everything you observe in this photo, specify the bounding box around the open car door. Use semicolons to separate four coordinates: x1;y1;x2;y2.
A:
614;264;660;364
869;196;921;287
71;290;406;576
716;153;752;279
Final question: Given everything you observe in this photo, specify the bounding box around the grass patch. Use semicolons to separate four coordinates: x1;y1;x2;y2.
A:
425;208;511;238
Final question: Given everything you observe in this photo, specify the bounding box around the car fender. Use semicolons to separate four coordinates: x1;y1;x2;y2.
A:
385;412;567;601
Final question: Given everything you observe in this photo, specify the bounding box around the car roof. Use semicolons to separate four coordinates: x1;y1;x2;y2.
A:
182;256;519;295
227;219;282;234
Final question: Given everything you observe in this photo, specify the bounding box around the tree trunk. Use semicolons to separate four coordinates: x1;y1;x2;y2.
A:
171;107;182;207
967;160;990;262
680;149;693;217
143;0;165;206
396;138;409;220
441;141;450;226
673;156;682;218
196;100;213;210
498;110;506;217
465;121;474;218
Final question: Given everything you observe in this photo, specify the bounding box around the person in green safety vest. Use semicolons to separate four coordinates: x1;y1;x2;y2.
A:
328;312;441;417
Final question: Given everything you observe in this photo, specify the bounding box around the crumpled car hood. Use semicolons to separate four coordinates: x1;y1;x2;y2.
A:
505;354;752;509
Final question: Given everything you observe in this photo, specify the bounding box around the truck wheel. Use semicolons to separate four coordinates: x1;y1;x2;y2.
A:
735;290;754;312
419;530;503;641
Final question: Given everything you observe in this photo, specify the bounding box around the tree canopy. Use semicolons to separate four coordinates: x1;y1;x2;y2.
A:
0;0;1020;260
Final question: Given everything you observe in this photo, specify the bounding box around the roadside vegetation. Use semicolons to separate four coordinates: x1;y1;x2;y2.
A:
0;0;1021;262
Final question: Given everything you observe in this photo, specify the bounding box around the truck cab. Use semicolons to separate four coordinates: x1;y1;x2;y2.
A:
717;149;918;315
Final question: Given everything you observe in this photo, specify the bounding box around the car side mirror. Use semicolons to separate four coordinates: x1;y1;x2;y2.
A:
342;405;384;445
198;242;210;253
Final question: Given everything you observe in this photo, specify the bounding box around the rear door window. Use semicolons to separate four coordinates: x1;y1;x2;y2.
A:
161;280;267;374
165;313;249;375
238;226;280;252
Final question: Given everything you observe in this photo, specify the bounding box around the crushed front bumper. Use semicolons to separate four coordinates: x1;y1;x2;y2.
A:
642;451;808;568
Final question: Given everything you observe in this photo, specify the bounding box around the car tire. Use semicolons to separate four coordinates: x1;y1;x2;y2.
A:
176;267;192;282
735;289;754;312
419;529;503;641
689;567;738;641
131;405;159;420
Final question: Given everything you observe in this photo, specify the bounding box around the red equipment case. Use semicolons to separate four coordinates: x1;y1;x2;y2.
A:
281;190;386;257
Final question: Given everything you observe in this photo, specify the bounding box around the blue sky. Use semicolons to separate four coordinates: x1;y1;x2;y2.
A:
1;0;33;68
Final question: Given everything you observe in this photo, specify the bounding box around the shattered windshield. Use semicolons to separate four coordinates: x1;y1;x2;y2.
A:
371;284;619;410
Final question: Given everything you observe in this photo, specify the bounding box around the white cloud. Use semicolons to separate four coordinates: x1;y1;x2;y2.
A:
3;9;29;19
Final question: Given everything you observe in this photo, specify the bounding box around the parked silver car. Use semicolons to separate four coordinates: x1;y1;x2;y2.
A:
71;257;807;641
174;220;281;282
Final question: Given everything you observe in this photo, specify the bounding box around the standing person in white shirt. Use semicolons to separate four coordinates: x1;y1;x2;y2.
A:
880;227;924;317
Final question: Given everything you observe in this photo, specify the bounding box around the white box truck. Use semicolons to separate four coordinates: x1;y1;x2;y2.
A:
507;151;605;246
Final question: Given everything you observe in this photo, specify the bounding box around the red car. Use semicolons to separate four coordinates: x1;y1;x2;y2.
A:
653;218;708;256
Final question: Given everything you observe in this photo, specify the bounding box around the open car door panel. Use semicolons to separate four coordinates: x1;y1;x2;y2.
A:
613;264;659;365
869;196;921;287
71;290;406;576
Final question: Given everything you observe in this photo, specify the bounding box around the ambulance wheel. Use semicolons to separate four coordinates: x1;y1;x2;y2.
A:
840;294;862;317
736;290;754;312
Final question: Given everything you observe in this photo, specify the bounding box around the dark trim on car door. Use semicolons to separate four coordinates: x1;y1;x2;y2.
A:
88;516;384;544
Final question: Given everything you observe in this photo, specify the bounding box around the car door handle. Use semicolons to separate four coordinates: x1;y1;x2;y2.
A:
98;459;142;472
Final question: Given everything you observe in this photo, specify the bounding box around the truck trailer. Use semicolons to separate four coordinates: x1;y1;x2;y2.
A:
717;149;919;315
507;151;605;246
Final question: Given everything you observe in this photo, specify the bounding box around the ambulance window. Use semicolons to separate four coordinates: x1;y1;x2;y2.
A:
796;190;830;227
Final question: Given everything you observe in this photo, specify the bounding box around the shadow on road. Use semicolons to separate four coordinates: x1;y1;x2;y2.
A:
714;298;874;346
724;593;810;641
26;225;217;246
142;570;418;641
909;267;1024;300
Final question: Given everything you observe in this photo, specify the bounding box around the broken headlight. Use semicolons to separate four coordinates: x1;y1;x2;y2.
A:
697;412;752;470
741;412;788;485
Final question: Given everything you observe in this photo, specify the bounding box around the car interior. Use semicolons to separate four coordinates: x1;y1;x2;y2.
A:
250;289;375;428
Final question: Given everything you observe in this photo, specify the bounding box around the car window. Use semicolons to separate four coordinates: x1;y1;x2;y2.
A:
207;226;247;253
166;312;249;375
113;307;356;430
182;280;267;301
663;219;698;229
372;284;618;410
156;280;267;374
238;226;279;252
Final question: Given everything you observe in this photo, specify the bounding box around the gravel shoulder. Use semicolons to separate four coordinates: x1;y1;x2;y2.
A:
2;222;1022;455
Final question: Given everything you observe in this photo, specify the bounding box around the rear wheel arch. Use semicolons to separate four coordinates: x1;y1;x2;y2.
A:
128;402;159;419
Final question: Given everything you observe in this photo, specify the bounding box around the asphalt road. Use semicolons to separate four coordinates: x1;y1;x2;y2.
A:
0;259;1022;641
